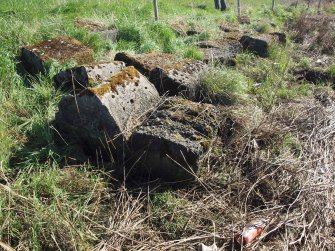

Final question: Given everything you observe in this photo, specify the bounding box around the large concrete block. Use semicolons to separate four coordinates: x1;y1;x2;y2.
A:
20;36;94;75
239;33;286;57
197;40;242;65
239;35;271;57
54;66;159;161
128;97;219;182
149;60;207;100
53;61;125;91
114;52;180;75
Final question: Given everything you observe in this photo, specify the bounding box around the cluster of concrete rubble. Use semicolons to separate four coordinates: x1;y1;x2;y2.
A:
18;21;287;182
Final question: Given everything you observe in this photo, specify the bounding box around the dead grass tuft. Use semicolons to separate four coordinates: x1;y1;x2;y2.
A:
289;14;335;55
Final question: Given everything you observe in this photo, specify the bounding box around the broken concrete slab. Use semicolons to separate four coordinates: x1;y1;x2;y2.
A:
128;97;219;182
114;52;180;75
54;66;159;161
53;61;125;91
115;52;206;99
75;19;118;42
20;36;94;75
239;35;271;57
239;32;287;57
197;40;242;65
149;59;207;100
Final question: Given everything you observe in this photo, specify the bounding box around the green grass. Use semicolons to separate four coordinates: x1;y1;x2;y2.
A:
0;0;333;249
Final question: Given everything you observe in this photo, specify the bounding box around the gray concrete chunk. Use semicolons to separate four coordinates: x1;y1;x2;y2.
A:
128;97;219;182
149;60;207;100
197;40;242;65
54;66;159;161
114;52;180;75
240;35;270;57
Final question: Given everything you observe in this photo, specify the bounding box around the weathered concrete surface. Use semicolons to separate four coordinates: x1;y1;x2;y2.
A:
149;60;207;100
54;66;159;161
114;52;180;75
115;52;206;99
239;32;286;57
75;19;118;42
128;97;219;181
197;40;242;65
239;35;271;57
53;61;125;91
20;36;94;75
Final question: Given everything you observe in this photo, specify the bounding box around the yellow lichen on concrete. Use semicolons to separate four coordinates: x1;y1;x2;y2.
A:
80;66;140;97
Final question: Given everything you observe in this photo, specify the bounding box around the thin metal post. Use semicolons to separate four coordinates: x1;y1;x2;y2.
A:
272;0;275;11
237;0;241;18
153;0;159;21
317;0;322;14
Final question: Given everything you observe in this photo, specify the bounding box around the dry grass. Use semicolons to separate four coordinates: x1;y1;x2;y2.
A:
289;14;335;55
42;93;334;251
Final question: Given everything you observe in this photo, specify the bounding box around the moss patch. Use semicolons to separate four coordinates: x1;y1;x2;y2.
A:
24;36;94;64
80;66;140;97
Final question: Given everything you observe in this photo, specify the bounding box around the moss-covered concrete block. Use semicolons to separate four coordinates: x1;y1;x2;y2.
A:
128;97;219;182
54;66;159;161
20;36;94;75
114;52;180;75
53;61;125;91
197;40;242;65
149;60;207;100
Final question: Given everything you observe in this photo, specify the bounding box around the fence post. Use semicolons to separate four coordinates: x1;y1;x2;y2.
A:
317;0;322;14
272;0;275;11
153;0;159;21
237;0;241;18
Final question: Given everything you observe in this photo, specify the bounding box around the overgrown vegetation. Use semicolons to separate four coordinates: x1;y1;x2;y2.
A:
0;0;334;250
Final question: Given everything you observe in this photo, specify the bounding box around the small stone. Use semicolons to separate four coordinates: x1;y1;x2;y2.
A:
20;36;94;75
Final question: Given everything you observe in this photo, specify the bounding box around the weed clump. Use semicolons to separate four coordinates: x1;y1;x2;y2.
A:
199;66;250;105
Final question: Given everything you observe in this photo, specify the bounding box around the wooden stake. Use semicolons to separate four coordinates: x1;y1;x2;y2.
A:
237;0;241;18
